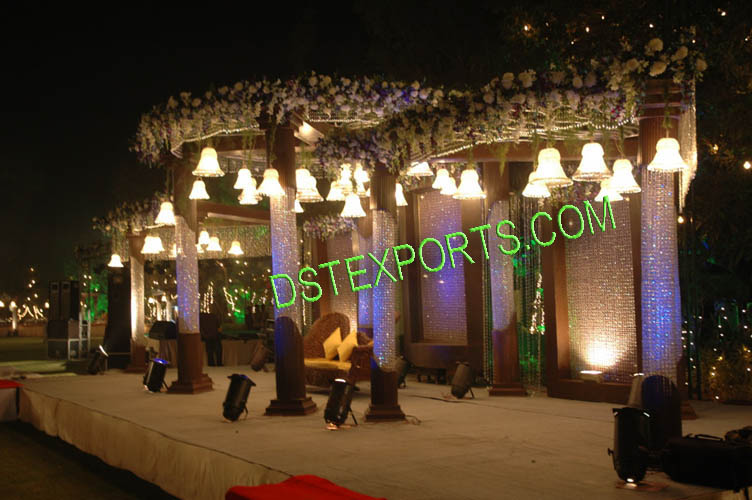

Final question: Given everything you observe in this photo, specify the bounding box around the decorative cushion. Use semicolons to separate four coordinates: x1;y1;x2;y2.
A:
337;331;359;362
304;357;352;371
323;328;342;360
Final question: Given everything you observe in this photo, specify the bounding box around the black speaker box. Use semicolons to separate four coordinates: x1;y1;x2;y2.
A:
59;281;80;321
47;319;78;339
149;321;177;340
48;282;61;321
104;268;131;354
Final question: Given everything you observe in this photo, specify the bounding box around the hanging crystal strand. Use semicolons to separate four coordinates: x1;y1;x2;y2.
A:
269;186;302;329
372;210;398;370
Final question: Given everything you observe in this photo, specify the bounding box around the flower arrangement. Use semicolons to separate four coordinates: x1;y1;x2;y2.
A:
92;195;164;236
302;215;357;240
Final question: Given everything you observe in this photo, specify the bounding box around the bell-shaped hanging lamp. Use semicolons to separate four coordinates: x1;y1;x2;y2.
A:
228;240;244;256
141;235;165;254
356;181;368;198
594;178;624;202
533;148;573;187
573;142;611;182
155;201;176;226
407;161;433;177
340;193;366;218
395;183;408;206
198;230;211;246
453;167;486;199
647;137;688;172
238;178;260;205
294;198;305;213
234;166;252;190
196;243;205;254
207;236;222;252
522;172;551;198
192;147;225;177
169;244;177;258
107;254;124;268
609;159;641;193
297;172;324;202
257;168;285;197
353;162;369;184
432;168;450;190
189;179;210;200
440;177;458;196
326;180;345;201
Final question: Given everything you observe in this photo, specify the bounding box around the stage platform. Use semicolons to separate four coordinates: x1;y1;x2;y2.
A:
17;367;749;500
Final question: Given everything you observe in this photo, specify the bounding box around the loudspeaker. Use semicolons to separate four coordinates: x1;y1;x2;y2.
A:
149;321;177;340
104;268;130;354
48;282;61;321
47;319;78;339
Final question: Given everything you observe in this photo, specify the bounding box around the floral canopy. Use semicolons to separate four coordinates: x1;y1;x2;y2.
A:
134;29;705;179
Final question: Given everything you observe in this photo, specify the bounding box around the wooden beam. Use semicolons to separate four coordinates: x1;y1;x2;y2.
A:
197;201;270;224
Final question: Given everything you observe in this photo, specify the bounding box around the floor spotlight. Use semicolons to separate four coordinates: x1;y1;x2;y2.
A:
223;374;256;421
143;358;169;393
450;362;475;399
87;345;108;375
608;407;650;483
324;378;357;429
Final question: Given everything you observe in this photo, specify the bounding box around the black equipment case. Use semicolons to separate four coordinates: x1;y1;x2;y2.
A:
663;434;752;491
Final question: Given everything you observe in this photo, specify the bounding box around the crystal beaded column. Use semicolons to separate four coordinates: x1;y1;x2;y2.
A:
641;171;683;381
372;210;397;370
175;215;200;334
270;186;302;329
326;232;359;334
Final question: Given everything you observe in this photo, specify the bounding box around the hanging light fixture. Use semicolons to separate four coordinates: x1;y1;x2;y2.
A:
238;179;260;205
453;166;486;200
257;168;285;197
395;183;408;207
356;181;368;198
107;254;124;268
440;177;458;196
192;147;225;177
609;159;641;193
207;236;222;252
647;137;688;172
296;169;323;202
522;172;551;198
189;179;210;200
406;161;433;177
573;142;611;182
169;244;177;258
228;240;244;256
432;167;450;190
196;243;205;254
326;180;345;201
533;148;573;187
337;163;353;195
353;162;369;184
341;193;366;218
234;166;253;190
155;201;176;226
294;198;305;213
595;178;624;202
198;230;211;247
141;235;165;254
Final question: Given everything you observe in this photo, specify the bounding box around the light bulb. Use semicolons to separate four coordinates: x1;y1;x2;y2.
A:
192;147;224;177
189;179;210;200
396;183;408;206
341;193;366;218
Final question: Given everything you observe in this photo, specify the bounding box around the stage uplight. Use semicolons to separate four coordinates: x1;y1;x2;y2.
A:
324;378;356;428
223;374;256;421
450;362;475;399
609;407;650;483
87;345;109;375
143;358;169;392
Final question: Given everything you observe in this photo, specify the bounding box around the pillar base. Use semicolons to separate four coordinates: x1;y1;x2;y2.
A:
681;399;698;420
124;344;148;373
365;404;406;422
265;397;317;416
167;374;213;394
488;383;527;397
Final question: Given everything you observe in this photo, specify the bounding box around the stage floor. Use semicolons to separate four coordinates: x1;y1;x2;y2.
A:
17;367;750;500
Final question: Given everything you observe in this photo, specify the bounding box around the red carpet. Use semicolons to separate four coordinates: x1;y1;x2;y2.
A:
0;380;21;389
226;475;386;500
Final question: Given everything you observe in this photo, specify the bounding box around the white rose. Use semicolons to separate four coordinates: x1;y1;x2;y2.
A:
572;76;583;88
647;38;663;52
549;71;565;85
695;59;707;71
483;92;494;104
308;76;318;86
626;58;640;72
672;46;688;61
411;81;420;90
419;89;429;99
518;70;535;88
191;98;201;107
649;60;667;76
501;72;514;89
584;72;597;87
234;82;243;92
510;93;526;104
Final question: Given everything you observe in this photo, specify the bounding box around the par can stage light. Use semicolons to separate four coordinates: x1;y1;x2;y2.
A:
87;345;109;375
143;358;169;392
324;378;357;428
223;374;256;421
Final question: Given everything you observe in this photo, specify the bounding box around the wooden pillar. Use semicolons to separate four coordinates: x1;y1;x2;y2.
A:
485;162;526;396
124;234;147;373
542;210;571;391
265;122;316;416
168;152;213;394
365;164;405;422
